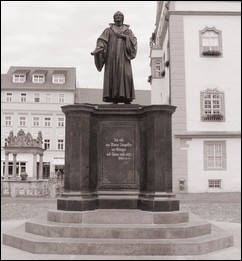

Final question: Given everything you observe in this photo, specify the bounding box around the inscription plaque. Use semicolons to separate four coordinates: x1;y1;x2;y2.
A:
100;124;137;188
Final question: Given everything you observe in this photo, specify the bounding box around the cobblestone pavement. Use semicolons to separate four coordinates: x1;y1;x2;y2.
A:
177;192;241;223
1;192;241;223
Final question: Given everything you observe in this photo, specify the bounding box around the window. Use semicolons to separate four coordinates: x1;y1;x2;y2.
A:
201;89;225;121
43;162;50;179
6;93;12;102
44;139;50;150
204;141;226;170
57;117;64;127
44;117;51;127
32;74;45;83
19;162;26;173
21;93;27;102
52;74;65;84
34;93;40;103
5;116;12;126
33;116;40;127
57;139;64;150
208;179;221;189
13;74;26;83
200;27;222;56
45;93;52;103
19;116;26;126
58;93;65;103
3;162;26;176
3;162;13;175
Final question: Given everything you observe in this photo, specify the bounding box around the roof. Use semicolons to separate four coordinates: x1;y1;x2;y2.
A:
75;88;151;105
1;66;76;91
1;74;6;85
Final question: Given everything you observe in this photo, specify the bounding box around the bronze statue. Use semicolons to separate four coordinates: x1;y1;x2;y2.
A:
91;11;137;104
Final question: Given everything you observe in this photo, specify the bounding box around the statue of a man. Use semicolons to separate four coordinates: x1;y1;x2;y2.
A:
91;11;137;104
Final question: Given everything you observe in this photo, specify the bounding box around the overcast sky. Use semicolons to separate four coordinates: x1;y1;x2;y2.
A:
1;1;157;90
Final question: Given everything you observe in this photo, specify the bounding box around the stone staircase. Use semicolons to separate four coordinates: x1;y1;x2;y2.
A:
2;209;233;255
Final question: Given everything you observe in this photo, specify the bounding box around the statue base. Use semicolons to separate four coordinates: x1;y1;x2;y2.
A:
58;193;179;212
59;104;178;211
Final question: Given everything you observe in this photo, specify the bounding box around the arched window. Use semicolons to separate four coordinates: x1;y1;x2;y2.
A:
200;27;222;56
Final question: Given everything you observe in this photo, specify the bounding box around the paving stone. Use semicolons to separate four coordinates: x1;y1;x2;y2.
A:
1;193;241;223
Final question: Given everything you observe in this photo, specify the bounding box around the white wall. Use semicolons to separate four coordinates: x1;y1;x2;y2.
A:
151;79;162;104
1;88;71;177
187;138;241;192
1;89;72;149
1;90;74;104
1;111;66;148
183;15;241;131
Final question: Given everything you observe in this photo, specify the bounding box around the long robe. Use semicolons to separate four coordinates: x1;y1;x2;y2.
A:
93;23;137;103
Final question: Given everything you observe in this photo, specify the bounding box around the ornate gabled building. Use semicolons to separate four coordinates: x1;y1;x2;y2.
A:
149;1;241;192
3;129;45;180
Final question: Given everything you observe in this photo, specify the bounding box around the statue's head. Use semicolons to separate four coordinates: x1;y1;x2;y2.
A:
113;11;124;23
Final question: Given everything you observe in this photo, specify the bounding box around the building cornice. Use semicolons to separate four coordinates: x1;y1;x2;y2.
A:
2;109;65;114
175;131;241;139
169;11;241;17
1;88;75;92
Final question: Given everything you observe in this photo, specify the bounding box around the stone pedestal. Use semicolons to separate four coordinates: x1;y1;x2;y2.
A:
59;104;177;211
2;209;234;255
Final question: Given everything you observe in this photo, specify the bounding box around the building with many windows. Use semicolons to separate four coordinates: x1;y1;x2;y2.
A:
1;66;76;179
149;1;241;192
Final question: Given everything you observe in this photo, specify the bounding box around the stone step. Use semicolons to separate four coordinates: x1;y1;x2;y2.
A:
47;209;190;224
2;224;233;255
25;217;211;239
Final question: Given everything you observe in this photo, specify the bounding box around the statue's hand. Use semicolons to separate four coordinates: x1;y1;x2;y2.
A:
117;33;126;39
91;47;103;55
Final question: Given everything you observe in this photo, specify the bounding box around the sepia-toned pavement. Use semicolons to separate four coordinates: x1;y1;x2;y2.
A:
1;193;241;260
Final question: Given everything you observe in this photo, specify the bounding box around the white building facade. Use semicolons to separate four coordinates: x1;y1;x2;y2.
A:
150;1;241;192
1;66;76;179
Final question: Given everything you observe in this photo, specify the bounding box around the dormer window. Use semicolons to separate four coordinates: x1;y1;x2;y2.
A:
32;70;47;83
13;74;26;83
33;74;45;83
200;27;222;56
12;69;29;83
52;70;66;84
